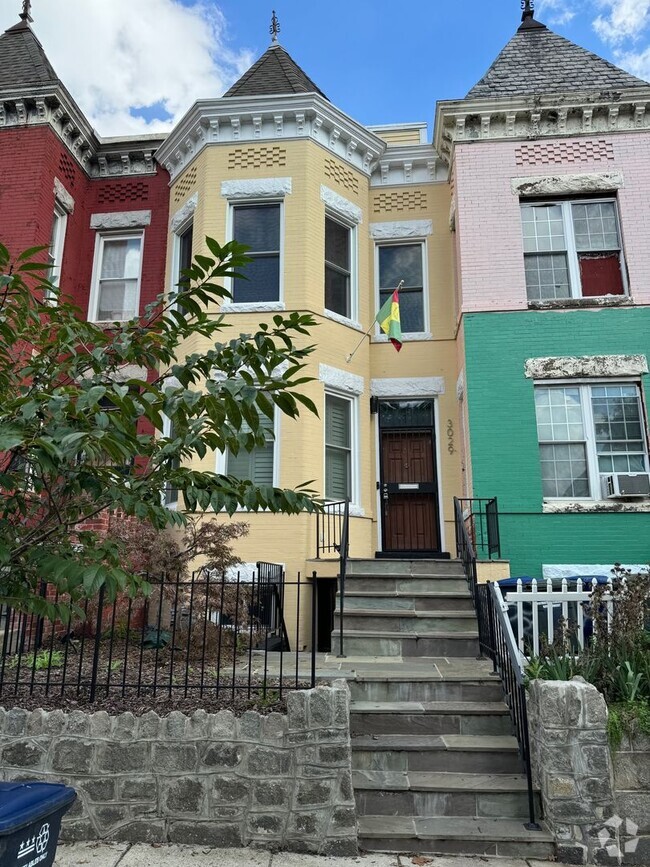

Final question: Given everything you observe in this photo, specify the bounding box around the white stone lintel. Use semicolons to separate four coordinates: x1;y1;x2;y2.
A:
320;185;363;225
322;309;363;331
369;219;433;240
319;363;365;396
542;562;650;578
170;192;198;233
221;301;285;313
370;376;445;398
372;332;433;344
53;177;75;214
525;354;648;380
221;178;292;199
90;210;152;230
512;171;624;197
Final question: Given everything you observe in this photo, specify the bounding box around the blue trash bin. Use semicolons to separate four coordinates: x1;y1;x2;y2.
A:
0;781;76;867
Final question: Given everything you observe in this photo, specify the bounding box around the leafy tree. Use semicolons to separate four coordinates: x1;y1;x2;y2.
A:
0;238;318;619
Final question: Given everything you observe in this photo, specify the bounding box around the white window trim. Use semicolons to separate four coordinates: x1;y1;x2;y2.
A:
535;378;650;502
223;198;285;310
522;197;628;301
169;215;194;307
374;239;431;339
88;231;145;324
324;390;360;510
324;210;359;327
47;203;68;299
215;412;281;496
161;415;179;511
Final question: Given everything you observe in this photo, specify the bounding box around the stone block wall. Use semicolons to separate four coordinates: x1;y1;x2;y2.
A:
0;680;356;855
528;677;650;865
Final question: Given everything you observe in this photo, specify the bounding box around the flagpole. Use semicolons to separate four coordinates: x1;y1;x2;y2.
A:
346;280;403;364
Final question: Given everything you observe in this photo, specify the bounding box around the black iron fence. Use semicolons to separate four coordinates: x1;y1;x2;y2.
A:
0;568;316;704
486;581;540;830
457;497;501;560
316;500;347;558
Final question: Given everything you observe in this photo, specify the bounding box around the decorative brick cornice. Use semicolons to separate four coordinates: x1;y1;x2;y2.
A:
433;89;650;164
0;84;165;178
156;93;385;183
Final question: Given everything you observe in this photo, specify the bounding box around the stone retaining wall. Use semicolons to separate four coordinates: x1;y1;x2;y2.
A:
0;680;357;855
528;677;649;865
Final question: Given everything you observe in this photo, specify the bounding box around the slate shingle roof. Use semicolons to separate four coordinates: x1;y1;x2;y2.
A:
224;44;327;100
0;19;59;89
467;17;649;99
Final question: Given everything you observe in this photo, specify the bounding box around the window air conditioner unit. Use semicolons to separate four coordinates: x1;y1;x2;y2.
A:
601;473;650;499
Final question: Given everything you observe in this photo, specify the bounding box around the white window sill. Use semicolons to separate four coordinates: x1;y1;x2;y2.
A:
543;499;650;513
371;332;432;343
323;309;363;332
221;302;285;313
528;296;632;311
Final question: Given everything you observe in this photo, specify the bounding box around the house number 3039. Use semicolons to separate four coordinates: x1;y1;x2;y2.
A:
447;419;455;454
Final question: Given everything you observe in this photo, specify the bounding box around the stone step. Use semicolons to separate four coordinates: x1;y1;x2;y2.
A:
348;676;504;704
338;631;480;658
357;815;555;858
351;734;523;774
350;700;513;736
341;591;474;612
343;577;470;594
347;559;466;577
353;770;541;819
334;610;477;634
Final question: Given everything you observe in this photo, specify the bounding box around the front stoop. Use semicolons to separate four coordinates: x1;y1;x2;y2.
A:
333;557;555;859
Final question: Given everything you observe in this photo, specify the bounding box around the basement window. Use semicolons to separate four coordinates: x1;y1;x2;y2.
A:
521;199;626;302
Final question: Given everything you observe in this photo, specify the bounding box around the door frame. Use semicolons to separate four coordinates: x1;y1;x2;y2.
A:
374;396;445;555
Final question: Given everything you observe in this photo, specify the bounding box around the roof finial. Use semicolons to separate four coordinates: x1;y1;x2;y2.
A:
521;0;534;20
270;10;280;44
19;0;33;22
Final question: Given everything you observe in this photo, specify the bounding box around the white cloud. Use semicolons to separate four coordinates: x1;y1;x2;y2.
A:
613;44;650;78
536;0;577;26
0;0;253;137
593;0;650;45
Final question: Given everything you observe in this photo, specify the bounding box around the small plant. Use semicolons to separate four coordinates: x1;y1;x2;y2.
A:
258;688;280;708
607;701;650;749
109;659;123;672
7;649;64;670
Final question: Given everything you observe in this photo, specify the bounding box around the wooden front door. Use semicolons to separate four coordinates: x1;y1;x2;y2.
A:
380;428;440;553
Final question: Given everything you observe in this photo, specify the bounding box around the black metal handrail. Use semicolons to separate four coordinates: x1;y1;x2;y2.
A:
316;500;347;558
487;581;540;831
457;497;501;560
336;499;350;658
454;496;491;657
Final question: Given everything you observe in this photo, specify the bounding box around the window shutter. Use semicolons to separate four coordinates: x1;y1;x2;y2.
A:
326;448;350;500
226;416;274;484
326;397;350;448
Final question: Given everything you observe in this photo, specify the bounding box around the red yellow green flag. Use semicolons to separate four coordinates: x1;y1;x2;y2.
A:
375;290;402;352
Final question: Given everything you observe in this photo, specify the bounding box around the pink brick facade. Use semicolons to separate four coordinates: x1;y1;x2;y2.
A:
454;133;650;312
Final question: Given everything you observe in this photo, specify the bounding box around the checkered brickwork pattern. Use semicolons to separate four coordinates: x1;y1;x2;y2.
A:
97;181;149;205
324;158;359;195
372;190;428;214
227;146;287;171
173;166;198;204
515;140;615;167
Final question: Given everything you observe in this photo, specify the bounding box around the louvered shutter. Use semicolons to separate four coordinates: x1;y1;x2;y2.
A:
325;396;351;500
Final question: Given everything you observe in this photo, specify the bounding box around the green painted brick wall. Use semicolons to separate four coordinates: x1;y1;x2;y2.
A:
464;307;650;577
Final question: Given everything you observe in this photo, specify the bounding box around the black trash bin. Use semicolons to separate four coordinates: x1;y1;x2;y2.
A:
0;781;76;867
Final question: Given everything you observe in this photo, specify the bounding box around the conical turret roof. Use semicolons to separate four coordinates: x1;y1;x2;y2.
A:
467;15;648;99
0;17;60;89
224;43;327;100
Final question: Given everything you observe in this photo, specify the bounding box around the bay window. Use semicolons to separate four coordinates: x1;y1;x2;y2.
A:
231;203;281;303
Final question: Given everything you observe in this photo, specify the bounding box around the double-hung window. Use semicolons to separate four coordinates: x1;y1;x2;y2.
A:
226;413;276;486
325;216;352;319
46;204;68;301
522;199;626;301
91;234;143;322
325;394;353;501
173;221;193;303
377;243;425;333
231;203;281;303
535;383;649;499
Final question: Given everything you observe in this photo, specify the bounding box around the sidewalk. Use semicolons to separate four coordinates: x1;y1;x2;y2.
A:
53;842;575;867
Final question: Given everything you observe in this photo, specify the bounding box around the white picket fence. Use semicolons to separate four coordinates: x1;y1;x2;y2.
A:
496;577;614;658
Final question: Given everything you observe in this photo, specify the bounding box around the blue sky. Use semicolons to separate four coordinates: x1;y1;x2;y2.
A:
1;0;649;137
